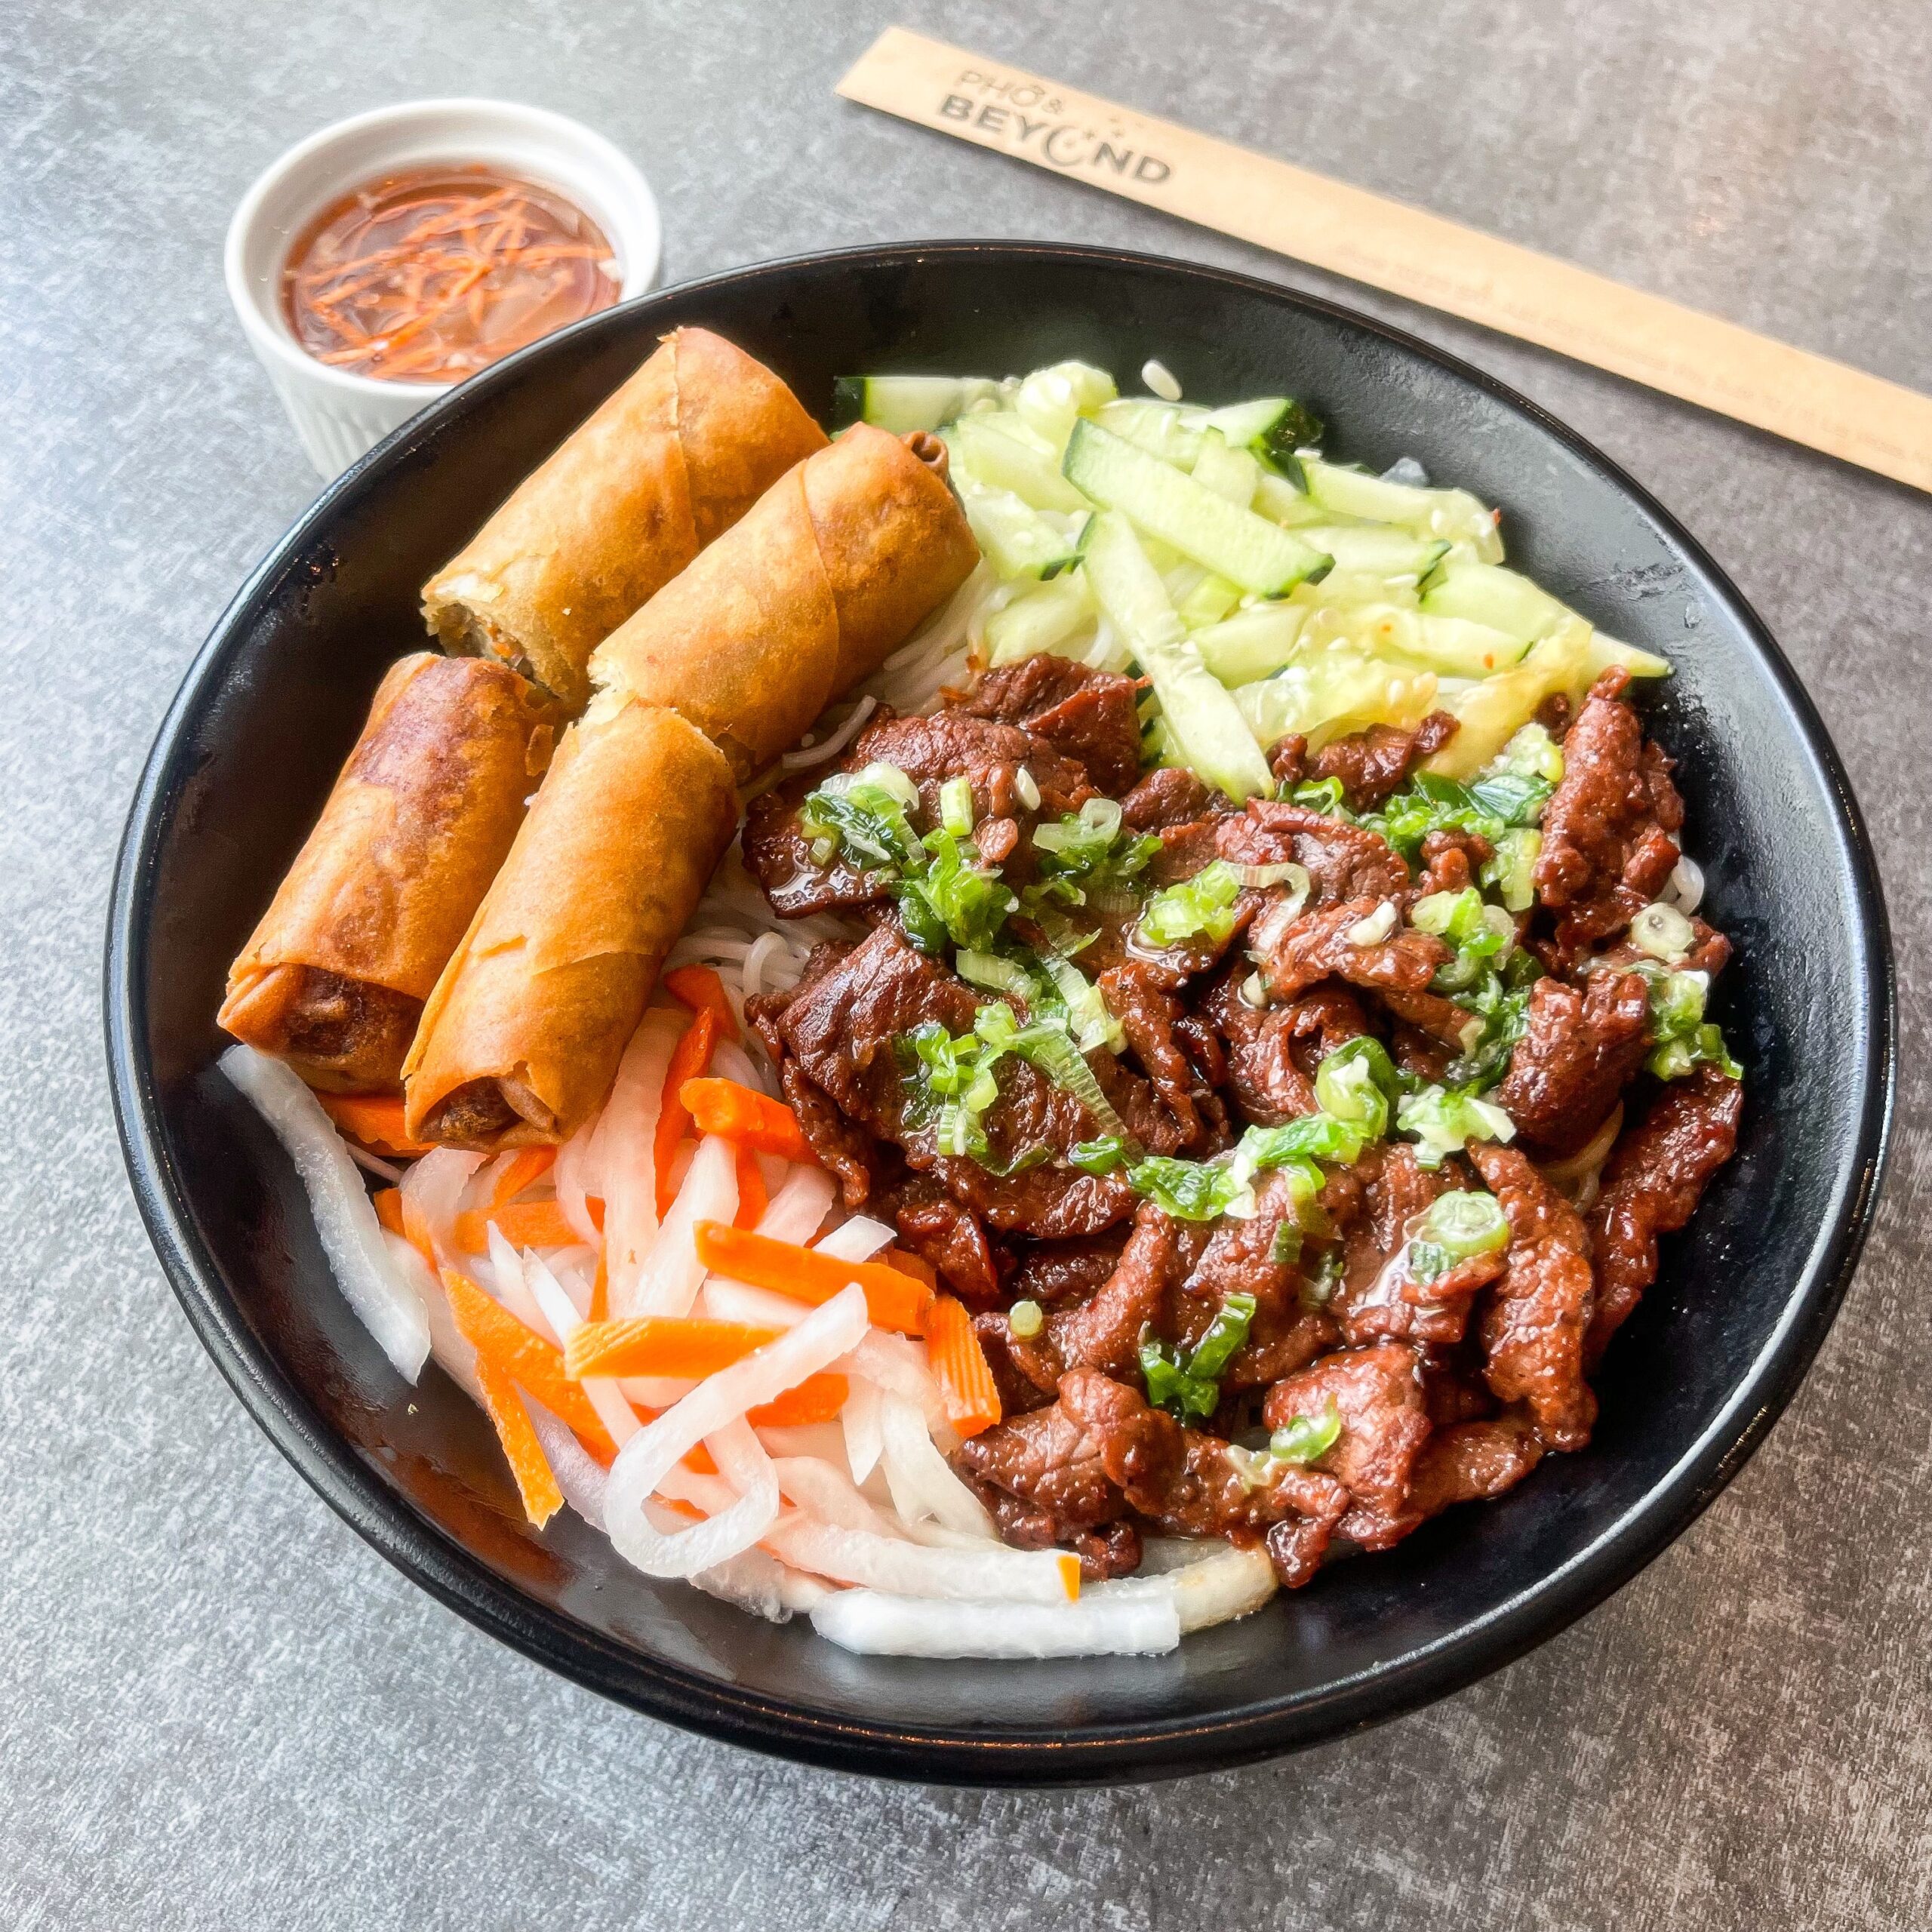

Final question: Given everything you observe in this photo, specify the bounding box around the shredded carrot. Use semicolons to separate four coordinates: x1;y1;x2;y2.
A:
679;1078;818;1165
681;1444;718;1477
691;1223;932;1336
453;1198;580;1254
748;1373;849;1429
734;1143;768;1229
881;1247;939;1291
373;1188;406;1238
654;1009;719;1219
589;1250;609;1322
283;171;618;385
398;1195;437;1269
441;1268;617;1462
663;964;740;1041
470;1355;563;1528
925;1295;1002;1438
488;1146;556;1210
317;1092;430;1155
564;1315;782;1382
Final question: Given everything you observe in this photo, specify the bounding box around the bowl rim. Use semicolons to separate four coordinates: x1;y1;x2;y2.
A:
106;238;1897;1786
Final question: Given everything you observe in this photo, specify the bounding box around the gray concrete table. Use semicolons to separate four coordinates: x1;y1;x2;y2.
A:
5;2;1927;1924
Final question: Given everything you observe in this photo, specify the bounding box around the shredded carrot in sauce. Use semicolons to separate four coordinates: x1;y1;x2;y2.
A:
281;166;618;384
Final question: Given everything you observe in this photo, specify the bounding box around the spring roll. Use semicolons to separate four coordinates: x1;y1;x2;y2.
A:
422;328;828;712
401;697;739;1147
588;425;980;778
219;655;557;1092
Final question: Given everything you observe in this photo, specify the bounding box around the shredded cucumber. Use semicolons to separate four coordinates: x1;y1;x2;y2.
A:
1420;558;1563;640
937;357;1676;805
1065;422;1331;596
1192;605;1307;685
1297;525;1452;578
948;417;1094;513
985;574;1094;664
1095;396;1321;476
1586;632;1673;681
1016;361;1118;448
1300;457;1503;563
832;374;1011;433
1084;512;1274;801
1177;574;1242;627
1419;557;1668;685
1422;622;1593;777
958;487;1088;581
1253;471;1334;529
1232;654;1438;750
1307;602;1531;678
1190;429;1262;507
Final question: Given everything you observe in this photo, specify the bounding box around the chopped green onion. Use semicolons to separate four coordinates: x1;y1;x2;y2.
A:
899;827;1017;952
1239;970;1270;1010
1407;1189;1509;1281
1300;1249;1343;1308
1482;828;1542;912
1038;951;1124;1054
1649;1022;1743;1082
1494;721;1564;785
1235;1113;1372;1174
1630;901;1695;963
1444;969;1535;1091
955;949;1038;1002
1270;1220;1303;1267
1189;1292;1257;1382
1008;1299;1044;1339
1644;967;1709;1041
1346;902;1398;946
1466;771;1555;826
1137;860;1245;948
1269;1397;1343;1465
854;761;920;808
1139;1292;1257;1421
1127;1155;1249;1223
1229;860;1311;895
1287;777;1349;817
1315;1036;1403;1139
800;770;924;872
1068;1134;1128;1175
1409;888;1475;937
1396;1084;1516;1167
975;1000;1130;1143
939;776;976;838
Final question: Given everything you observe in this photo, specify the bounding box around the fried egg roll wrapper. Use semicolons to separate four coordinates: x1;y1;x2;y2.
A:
402;698;739;1147
589;424;980;779
219;655;558;1093
422;327;827;711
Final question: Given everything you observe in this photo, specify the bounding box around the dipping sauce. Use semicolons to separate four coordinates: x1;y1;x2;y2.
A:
281;165;620;384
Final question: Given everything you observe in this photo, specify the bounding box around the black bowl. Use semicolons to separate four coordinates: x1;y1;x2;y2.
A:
106;242;1894;1785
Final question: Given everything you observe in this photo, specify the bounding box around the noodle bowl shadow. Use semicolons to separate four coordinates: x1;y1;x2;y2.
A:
106;242;1895;1785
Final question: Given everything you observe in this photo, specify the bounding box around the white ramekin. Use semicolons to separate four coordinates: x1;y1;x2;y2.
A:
226;99;661;478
